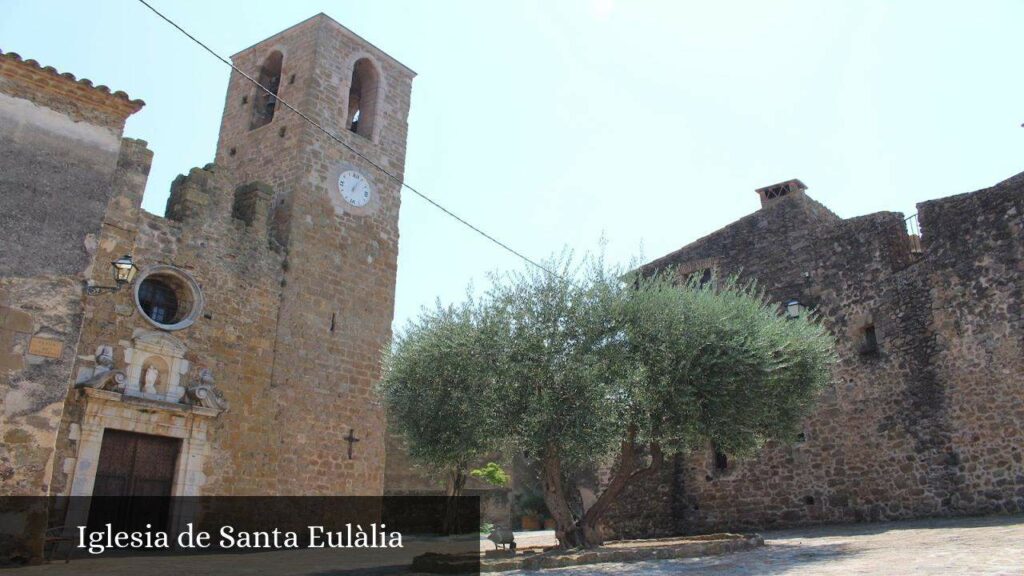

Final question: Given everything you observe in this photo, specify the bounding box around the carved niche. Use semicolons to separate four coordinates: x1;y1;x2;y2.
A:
75;330;228;416
122;330;190;402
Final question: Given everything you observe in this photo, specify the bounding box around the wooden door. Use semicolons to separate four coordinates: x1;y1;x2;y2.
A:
88;429;181;531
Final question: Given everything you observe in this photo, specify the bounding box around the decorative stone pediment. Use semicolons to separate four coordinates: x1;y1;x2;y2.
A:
75;345;126;392
74;336;227;417
76;369;127;392
131;329;188;358
180;368;229;413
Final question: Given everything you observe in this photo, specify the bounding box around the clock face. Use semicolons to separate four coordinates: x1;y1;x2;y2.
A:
337;169;372;207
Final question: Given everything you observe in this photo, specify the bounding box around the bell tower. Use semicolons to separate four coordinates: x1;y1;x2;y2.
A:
214;14;415;495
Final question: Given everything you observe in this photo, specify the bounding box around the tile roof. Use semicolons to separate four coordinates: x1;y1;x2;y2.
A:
0;48;145;111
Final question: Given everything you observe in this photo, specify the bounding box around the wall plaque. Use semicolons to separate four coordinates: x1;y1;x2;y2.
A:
28;337;63;359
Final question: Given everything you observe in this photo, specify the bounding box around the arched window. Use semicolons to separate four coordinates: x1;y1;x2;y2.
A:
346;58;379;139
250;51;283;130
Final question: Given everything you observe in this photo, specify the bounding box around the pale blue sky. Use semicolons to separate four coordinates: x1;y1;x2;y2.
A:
4;1;1022;328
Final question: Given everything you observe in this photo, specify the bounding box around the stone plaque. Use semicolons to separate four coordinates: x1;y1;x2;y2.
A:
28;337;63;359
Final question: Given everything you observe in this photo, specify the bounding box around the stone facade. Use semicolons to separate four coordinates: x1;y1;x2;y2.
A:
1;14;413;562
609;175;1024;537
0;48;143;497
0;47;145;562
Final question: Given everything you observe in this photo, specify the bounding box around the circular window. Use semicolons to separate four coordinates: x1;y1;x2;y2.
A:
133;266;204;331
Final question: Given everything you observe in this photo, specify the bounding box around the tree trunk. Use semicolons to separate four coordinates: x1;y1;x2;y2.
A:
540;431;664;549
443;467;468;535
578;427;664;547
540;444;585;548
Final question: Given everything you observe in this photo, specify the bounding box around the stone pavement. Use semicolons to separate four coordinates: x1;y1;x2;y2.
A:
502;514;1024;575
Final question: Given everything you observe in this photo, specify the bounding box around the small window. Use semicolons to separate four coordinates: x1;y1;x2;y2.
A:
859;325;879;355
714;449;728;471
685;268;715;289
250;51;283;130
696;268;713;288
347;58;379;139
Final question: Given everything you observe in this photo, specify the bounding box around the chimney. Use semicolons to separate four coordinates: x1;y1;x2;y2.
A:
755;178;807;209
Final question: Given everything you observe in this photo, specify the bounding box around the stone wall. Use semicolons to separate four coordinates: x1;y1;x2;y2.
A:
0;51;143;563
0;51;141;499
610;176;1023;537
920;181;1024;514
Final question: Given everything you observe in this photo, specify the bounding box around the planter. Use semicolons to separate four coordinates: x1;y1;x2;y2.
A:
520;515;542;531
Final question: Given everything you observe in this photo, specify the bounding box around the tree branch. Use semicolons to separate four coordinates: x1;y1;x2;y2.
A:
578;427;664;544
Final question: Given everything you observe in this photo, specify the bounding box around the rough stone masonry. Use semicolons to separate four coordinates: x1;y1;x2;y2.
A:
1;8;1021;565
0;14;414;562
607;174;1024;537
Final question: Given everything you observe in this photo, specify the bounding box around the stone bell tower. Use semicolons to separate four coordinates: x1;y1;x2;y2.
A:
214;14;415;495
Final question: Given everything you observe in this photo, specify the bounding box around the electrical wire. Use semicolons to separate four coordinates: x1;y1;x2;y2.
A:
136;0;559;279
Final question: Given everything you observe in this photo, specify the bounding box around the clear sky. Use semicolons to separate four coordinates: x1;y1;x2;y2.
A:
4;1;1022;329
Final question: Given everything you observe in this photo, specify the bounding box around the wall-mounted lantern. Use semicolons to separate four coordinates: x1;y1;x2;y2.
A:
785;299;805;319
86;254;139;295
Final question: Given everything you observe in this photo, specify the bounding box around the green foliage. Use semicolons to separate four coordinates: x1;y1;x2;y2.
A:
378;298;502;474
470;462;510;487
380;250;836;544
487;254;629;470
621;270;836;456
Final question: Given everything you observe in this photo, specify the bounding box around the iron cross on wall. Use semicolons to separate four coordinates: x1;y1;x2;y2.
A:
344;428;360;460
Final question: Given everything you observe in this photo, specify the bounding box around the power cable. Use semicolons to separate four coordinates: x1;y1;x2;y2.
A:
136;0;559;278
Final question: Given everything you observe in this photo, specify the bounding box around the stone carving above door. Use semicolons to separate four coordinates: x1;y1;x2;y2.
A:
75;345;127;392
74;331;228;417
181;368;229;412
122;330;189;402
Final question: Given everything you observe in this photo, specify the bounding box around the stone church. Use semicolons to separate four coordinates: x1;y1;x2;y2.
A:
1;14;414;555
2;8;1022;564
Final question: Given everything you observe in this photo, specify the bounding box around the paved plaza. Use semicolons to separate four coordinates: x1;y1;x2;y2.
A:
503;515;1024;575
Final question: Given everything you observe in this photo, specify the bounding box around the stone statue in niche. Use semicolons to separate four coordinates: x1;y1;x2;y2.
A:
143;365;160;395
181;368;229;413
75;345;126;393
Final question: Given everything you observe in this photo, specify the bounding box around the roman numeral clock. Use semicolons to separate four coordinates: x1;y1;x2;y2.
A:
330;165;376;215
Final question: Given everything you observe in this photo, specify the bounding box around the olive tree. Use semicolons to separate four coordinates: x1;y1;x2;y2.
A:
378;299;503;532
487;259;835;547
485;257;633;548
571;271;836;545
380;254;835;548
